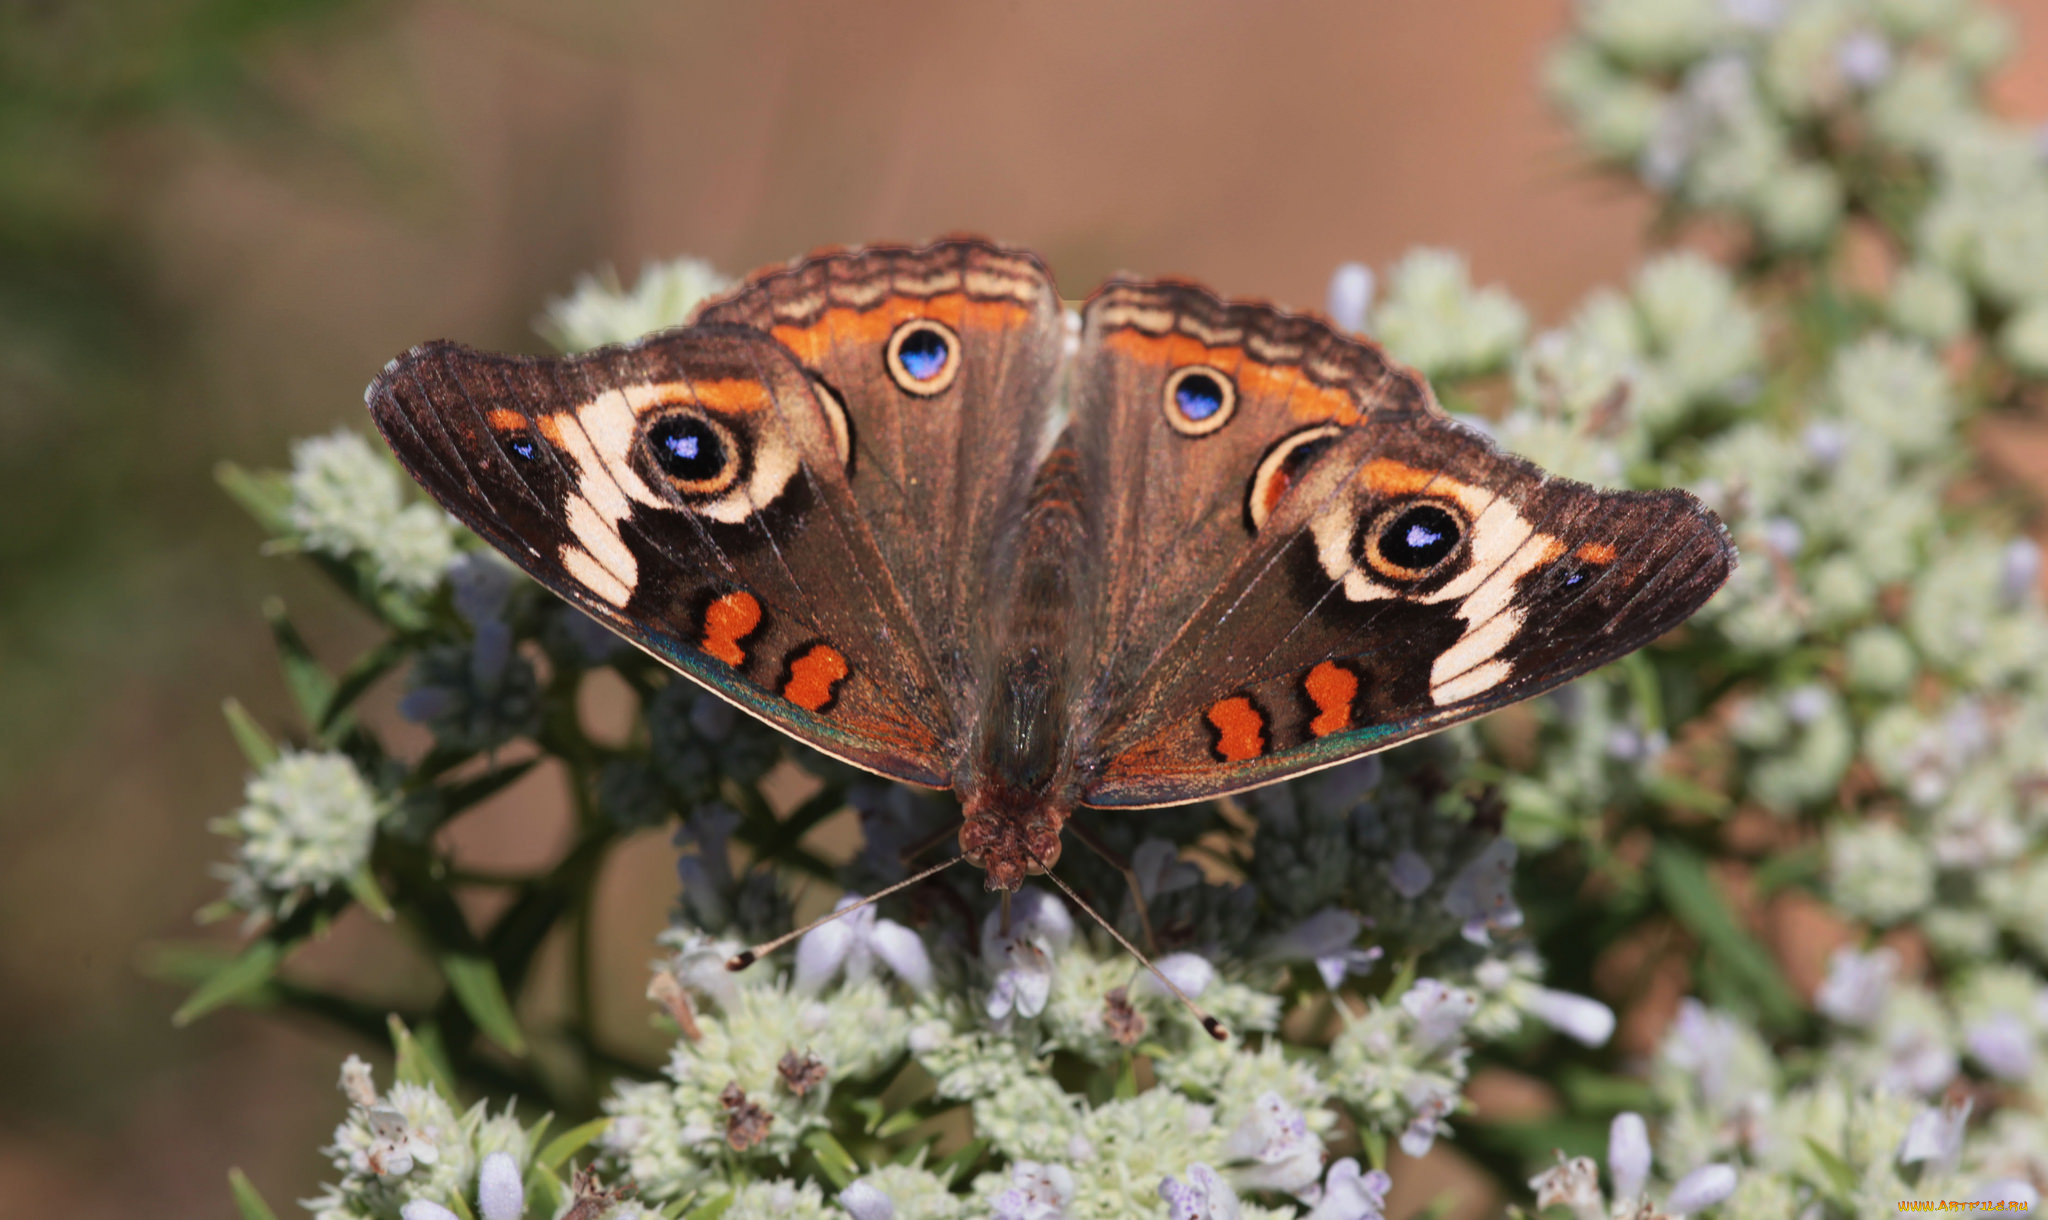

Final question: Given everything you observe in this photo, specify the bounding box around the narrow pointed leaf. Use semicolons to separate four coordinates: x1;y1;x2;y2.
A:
174;938;283;1026
223;698;279;769
1651;844;1800;1028
228;1168;283;1220
440;953;529;1056
345;868;395;922
263;599;334;729
539;1117;612;1171
804;1129;860;1189
389;1015;457;1096
216;462;294;534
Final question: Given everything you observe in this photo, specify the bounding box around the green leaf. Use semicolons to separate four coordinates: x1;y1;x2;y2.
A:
439;953;529;1056
804;1129;861;1189
447;1191;476;1220
1557;1067;1656;1115
1115;1053;1139;1100
1359;1126;1388;1171
263;599;335;730
222;698;279;769
1801;1137;1859;1201
1751;843;1823;896
216;461;295;535
174;938;283;1026
345;868;395;922
1651;843;1801;1029
686;1190;734;1220
873;1108;925;1141
389;1015;457;1096
1639;772;1731;817
524;1167;564;1216
228;1168;282;1220
539;1117;612;1171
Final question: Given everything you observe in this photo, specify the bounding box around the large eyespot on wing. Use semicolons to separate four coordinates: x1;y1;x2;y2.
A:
363;325;961;789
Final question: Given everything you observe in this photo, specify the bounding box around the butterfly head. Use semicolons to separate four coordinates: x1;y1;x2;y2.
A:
957;793;1066;892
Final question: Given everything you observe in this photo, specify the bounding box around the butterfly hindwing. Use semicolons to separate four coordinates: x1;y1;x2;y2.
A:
366;325;958;784
1072;282;1735;808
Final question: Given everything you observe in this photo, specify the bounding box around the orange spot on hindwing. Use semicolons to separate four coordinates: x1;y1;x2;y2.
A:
1303;660;1364;737
700;591;763;667
782;642;849;713
1204;696;1268;762
1575;541;1617;564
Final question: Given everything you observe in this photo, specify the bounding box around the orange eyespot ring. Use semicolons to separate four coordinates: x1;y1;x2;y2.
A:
885;319;962;396
643;409;743;497
1162;364;1238;437
1362;499;1468;581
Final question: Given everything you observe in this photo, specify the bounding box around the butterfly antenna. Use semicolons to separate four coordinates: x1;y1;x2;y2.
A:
726;854;963;971
1025;850;1228;1041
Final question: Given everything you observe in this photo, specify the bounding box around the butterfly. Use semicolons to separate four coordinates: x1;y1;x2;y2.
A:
368;237;1734;898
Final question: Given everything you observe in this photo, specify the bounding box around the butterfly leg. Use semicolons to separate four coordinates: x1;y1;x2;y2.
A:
1063;817;1159;956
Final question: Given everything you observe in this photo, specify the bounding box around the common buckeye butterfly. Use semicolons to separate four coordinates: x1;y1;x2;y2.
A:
367;238;1733;905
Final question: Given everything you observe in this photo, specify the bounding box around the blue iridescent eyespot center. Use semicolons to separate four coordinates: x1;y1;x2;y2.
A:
1376;503;1462;573
898;328;950;381
649;415;727;483
507;436;538;461
1175;373;1226;421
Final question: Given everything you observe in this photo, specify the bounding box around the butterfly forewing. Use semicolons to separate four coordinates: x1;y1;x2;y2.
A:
367;327;958;785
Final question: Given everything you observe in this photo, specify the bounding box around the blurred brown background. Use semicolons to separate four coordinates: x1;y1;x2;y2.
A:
5;2;2046;1216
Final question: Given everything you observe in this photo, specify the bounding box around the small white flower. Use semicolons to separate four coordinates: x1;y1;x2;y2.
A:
1609;1111;1651;1202
214;750;384;919
1898;1097;1972;1170
339;1055;378;1107
1159;1163;1241;1220
1263;908;1382;988
477;1151;524;1220
981;889;1074;1021
991;1160;1075;1220
836;1179;896;1220
1665;1163;1739;1215
1443;839;1522;944
1398;1083;1459;1158
1303;1158;1390;1220
1527;987;1617;1047
794;894;933;994
1326;263;1376;334
1401;979;1478;1053
1815;946;1899;1027
1221;1092;1325;1195
541;256;731;352
1529;1154;1603;1217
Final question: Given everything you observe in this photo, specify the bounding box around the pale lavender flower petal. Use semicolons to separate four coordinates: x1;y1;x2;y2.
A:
1160;1163;1241;1220
1400;979;1478;1052
1222;1092;1324;1195
1814;946;1897;1027
837;1180;897;1220
477;1151;524;1220
1388;850;1434;899
1529;987;1616;1047
1666;1164;1738;1216
1529;1155;1602;1216
1139;952;1215;1000
793;916;855;995
868;918;934;993
1327;263;1376;334
1304;1158;1391;1220
1966;1014;2034;1081
1898;1098;1971;1169
1608;1111;1651;1202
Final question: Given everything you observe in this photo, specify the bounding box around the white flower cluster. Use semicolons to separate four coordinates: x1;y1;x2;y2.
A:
286;429;459;594
540;256;733;352
209;749;383;923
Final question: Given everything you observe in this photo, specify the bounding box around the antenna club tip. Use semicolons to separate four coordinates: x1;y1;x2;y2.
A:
1203;1017;1229;1042
725;951;757;972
